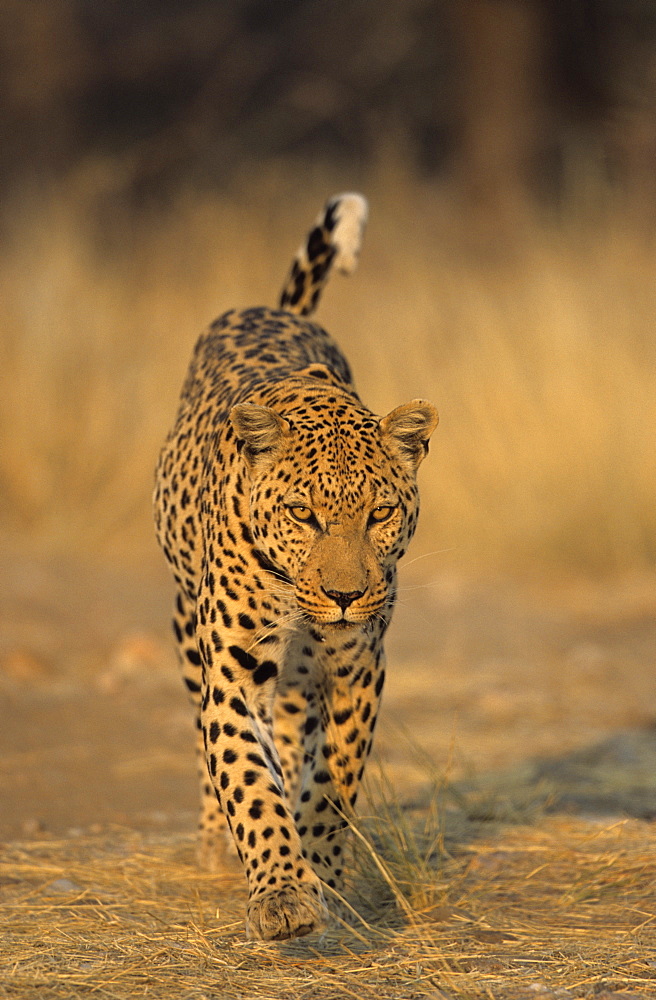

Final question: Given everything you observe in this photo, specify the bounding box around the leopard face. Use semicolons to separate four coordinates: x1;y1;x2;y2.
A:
233;388;430;629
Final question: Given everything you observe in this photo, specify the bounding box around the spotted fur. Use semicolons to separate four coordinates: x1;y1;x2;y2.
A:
154;193;438;941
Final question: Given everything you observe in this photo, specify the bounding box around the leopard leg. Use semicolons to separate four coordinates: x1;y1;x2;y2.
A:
292;630;386;894
172;590;232;870
195;601;329;941
272;635;317;811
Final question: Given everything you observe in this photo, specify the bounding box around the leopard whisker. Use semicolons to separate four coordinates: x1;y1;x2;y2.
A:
246;608;307;650
399;547;456;572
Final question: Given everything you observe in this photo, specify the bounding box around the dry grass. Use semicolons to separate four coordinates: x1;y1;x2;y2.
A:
1;159;655;575
1;805;654;1000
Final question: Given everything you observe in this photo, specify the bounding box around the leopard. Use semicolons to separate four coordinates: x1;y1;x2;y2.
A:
154;192;438;942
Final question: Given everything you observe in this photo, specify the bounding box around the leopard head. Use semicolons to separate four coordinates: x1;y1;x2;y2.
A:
231;385;437;629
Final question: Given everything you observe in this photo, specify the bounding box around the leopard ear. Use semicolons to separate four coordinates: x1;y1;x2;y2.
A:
230;403;290;470
379;400;438;470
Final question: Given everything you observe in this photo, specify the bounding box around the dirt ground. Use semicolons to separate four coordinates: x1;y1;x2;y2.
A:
1;544;655;841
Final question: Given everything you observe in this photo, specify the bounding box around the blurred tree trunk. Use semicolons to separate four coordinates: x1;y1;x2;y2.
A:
605;23;656;232
447;0;550;226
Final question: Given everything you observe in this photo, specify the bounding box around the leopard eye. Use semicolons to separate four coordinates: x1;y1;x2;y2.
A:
288;505;314;523
369;505;396;524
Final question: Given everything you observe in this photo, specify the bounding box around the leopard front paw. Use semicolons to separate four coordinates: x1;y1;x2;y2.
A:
246;882;329;941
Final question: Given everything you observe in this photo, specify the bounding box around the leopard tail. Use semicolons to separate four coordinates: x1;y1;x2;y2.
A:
279;193;368;317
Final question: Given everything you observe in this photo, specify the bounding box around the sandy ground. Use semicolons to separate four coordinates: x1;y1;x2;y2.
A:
1;544;655;842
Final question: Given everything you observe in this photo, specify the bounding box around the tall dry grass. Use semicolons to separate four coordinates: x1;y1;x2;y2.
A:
1;159;655;576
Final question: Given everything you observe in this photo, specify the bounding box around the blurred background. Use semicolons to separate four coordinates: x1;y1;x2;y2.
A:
1;0;656;579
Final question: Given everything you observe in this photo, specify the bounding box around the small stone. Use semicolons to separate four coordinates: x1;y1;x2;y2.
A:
21;818;46;837
1;650;51;684
97;632;163;693
48;878;82;894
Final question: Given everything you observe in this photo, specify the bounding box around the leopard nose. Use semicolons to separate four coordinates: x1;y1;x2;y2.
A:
323;588;365;611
